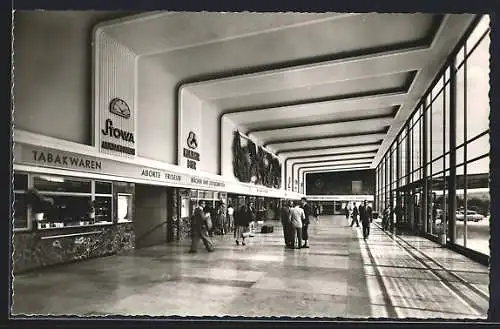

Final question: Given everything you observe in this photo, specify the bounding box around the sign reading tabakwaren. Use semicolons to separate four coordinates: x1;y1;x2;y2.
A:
14;144;229;191
15;144;184;186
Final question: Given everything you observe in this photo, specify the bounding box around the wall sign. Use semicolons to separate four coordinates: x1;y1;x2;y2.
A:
30;149;103;171
100;98;136;157
184;131;200;170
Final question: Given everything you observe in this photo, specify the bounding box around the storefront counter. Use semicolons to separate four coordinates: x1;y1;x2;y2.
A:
12;221;135;274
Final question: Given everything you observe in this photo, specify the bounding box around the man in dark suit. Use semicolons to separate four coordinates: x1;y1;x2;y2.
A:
300;197;311;248
280;200;293;248
359;200;372;239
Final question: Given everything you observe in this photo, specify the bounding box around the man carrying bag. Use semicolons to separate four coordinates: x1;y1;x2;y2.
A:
189;200;214;253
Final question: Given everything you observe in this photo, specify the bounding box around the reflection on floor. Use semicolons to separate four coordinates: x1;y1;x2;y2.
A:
12;215;489;318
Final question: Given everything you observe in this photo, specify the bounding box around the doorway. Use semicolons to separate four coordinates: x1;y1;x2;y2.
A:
134;184;171;249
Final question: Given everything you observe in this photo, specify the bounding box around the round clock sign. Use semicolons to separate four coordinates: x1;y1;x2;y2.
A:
109;98;131;119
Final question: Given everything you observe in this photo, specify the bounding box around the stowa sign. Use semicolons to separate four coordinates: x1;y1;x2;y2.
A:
101;98;136;156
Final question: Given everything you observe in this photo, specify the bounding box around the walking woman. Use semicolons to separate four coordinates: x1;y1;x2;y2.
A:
234;205;251;246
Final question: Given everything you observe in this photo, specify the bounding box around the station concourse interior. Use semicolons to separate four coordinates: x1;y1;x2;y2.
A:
11;11;492;319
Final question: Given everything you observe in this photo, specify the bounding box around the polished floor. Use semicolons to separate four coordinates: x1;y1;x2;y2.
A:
12;215;489;318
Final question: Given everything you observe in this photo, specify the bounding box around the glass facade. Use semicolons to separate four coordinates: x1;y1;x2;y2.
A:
375;15;490;257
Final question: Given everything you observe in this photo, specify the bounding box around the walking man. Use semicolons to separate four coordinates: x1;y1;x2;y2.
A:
189;200;214;253
350;204;360;227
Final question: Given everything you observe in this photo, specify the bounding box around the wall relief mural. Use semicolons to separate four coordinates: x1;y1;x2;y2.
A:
232;130;282;189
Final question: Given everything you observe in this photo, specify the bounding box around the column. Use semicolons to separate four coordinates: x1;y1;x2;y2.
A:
422;99;429;234
448;61;458;243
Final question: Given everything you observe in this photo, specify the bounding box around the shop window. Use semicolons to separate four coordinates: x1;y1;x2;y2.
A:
117;194;133;223
13;173;29;230
33;175;91;193
94;196;112;223
44;195;92;226
95;181;112;194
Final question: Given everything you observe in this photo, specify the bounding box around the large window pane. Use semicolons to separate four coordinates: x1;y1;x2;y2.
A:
413;118;421;172
456;164;466;247
456;146;465;167
456;45;466;69
432;158;443;176
430;175;446;237
464;157;490;256
456;63;466;147
431;91;444;161
466;30;490;140
466;15;490;54
401;136;407;185
426;107;432;164
467;134;489;163
444;80;451;156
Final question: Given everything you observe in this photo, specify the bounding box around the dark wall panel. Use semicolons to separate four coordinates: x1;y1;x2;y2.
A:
306;169;375;195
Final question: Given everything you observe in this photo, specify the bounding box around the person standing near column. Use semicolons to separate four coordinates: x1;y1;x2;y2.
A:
248;202;256;237
227;203;234;233
189;200;214;253
280;200;293;248
290;201;305;249
235;205;251;246
300;197;311;248
217;200;227;235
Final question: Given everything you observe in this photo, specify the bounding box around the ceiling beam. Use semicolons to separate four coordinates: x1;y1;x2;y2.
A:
302;166;372;174
292;156;375;167
250;116;394;145
277;141;382;156
278;142;381;157
264;130;388;148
